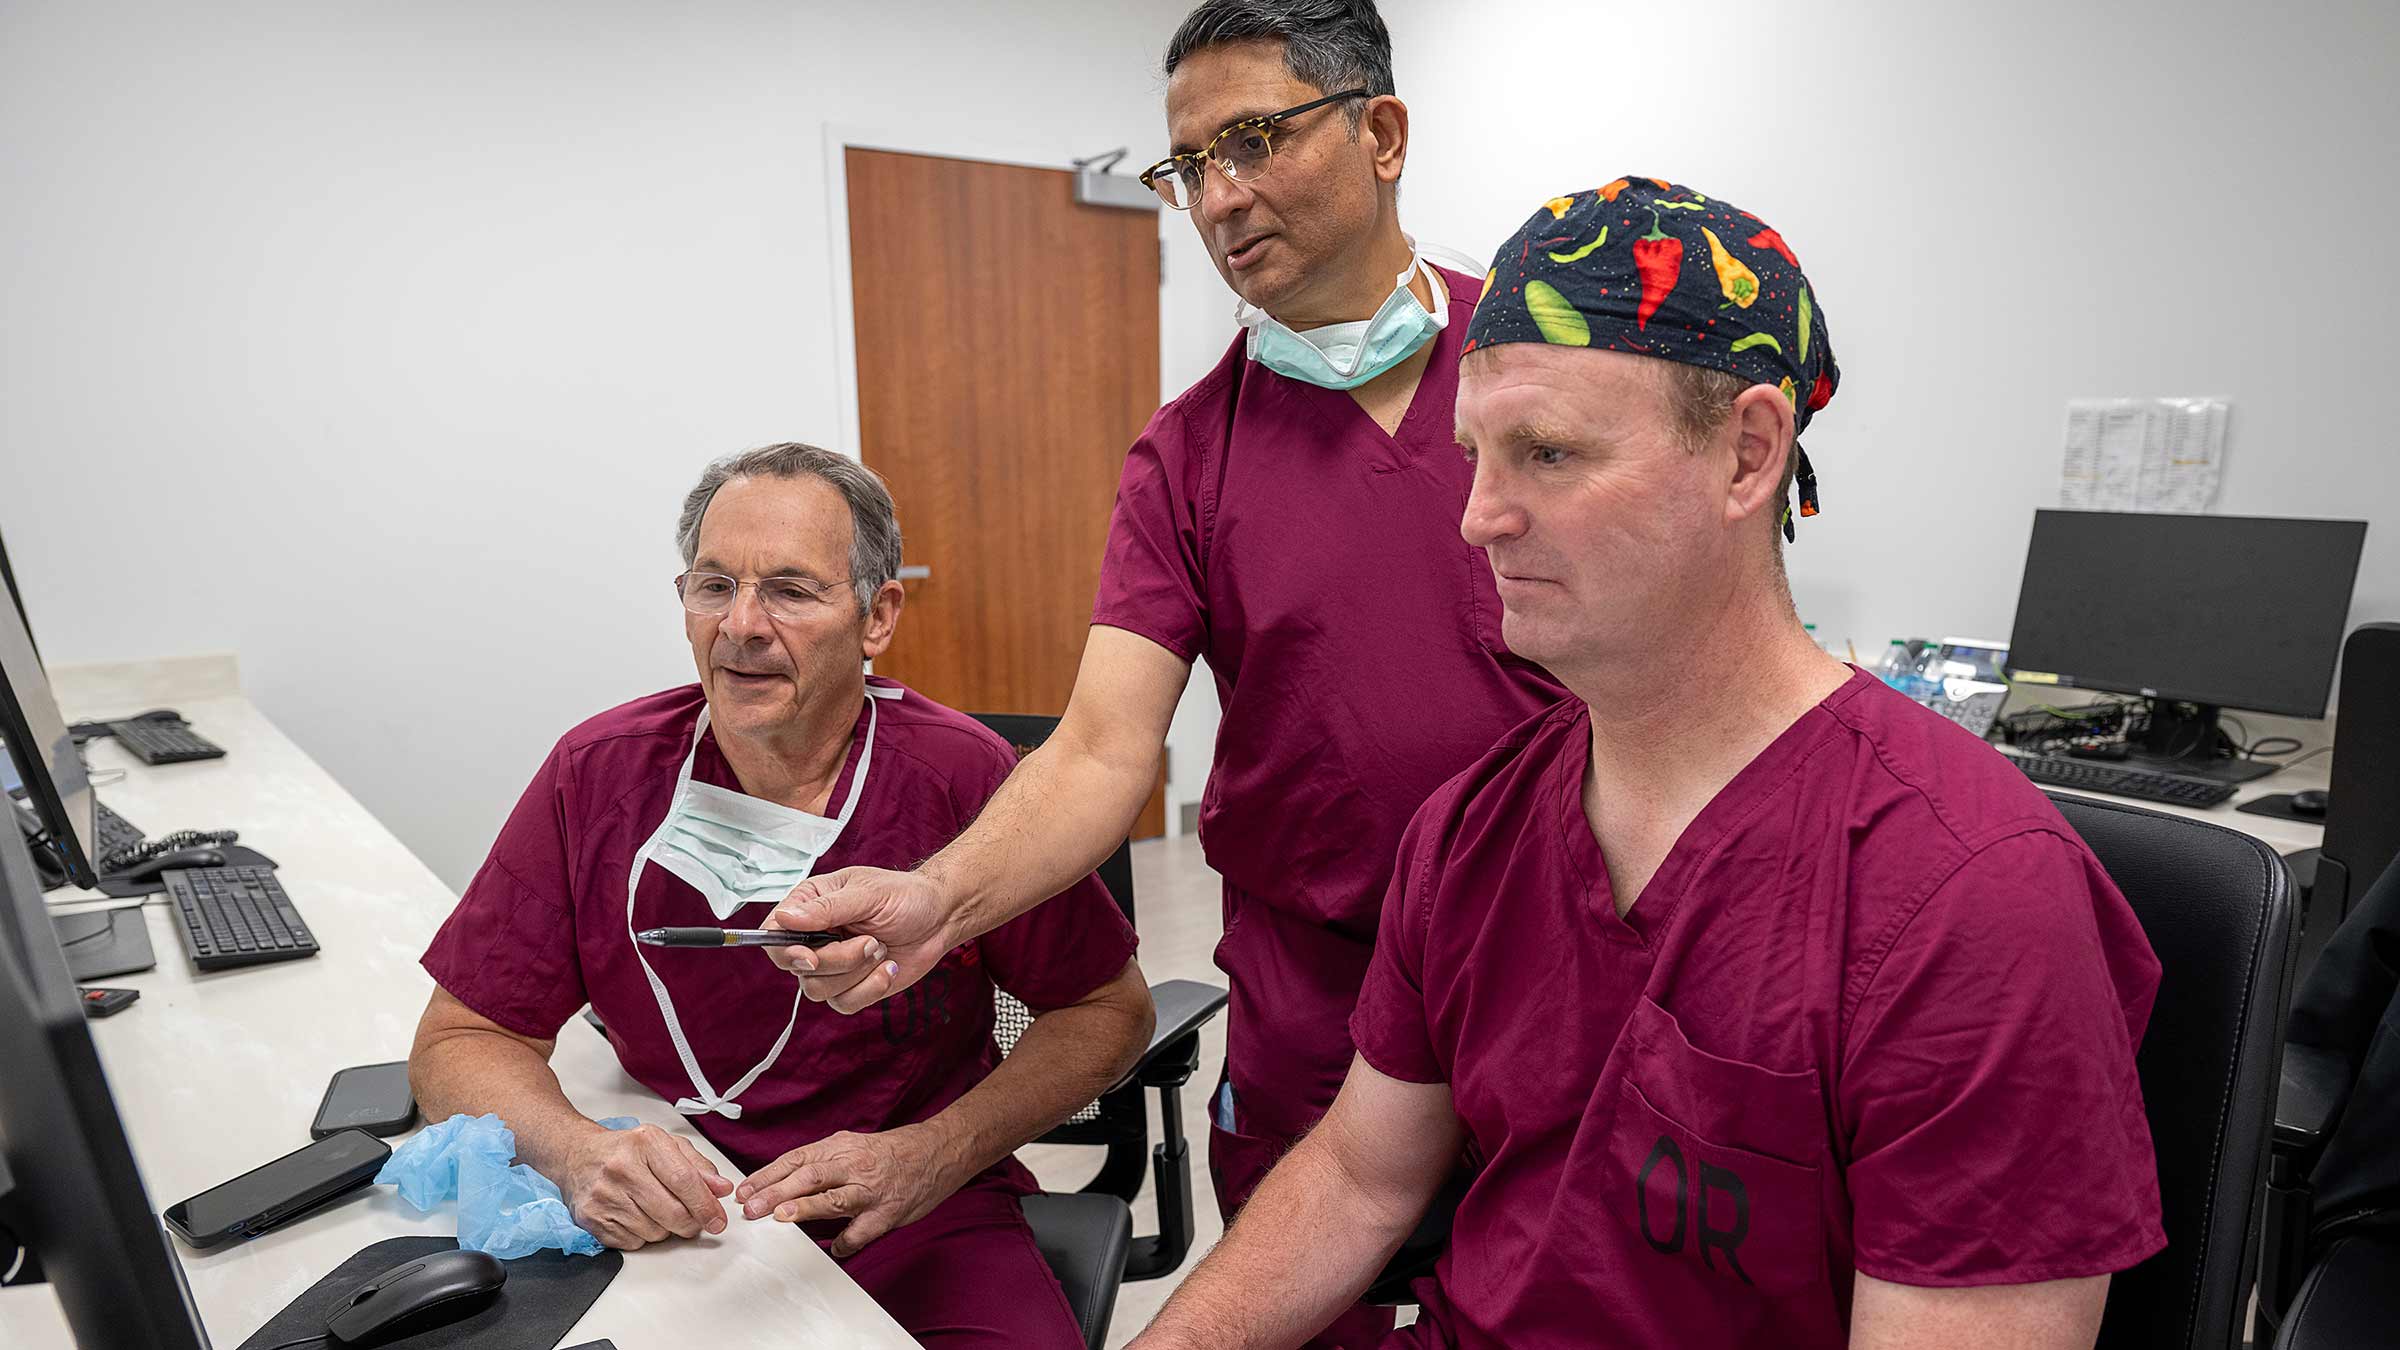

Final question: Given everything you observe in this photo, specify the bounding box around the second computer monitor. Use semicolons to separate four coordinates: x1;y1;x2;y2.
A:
2007;510;2366;718
2006;510;2367;782
0;567;96;887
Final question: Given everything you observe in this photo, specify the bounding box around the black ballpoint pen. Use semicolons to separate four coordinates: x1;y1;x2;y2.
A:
635;927;846;948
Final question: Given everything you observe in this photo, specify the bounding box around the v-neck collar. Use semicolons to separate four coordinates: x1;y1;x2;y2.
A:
1553;669;1874;946
1267;265;1471;464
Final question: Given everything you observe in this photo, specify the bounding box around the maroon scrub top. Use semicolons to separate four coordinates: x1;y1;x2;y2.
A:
1352;672;2166;1348
1093;266;1569;1140
422;679;1138;1183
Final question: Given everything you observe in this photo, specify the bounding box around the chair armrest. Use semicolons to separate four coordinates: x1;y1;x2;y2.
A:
1114;979;1227;1093
2274;1043;2352;1169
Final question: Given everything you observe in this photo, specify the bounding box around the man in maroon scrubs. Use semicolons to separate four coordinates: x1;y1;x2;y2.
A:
1126;181;2167;1350
769;7;1562;1343
407;444;1153;1348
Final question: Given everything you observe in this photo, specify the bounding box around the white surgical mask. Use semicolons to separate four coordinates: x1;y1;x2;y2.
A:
1235;253;1448;390
624;685;900;1118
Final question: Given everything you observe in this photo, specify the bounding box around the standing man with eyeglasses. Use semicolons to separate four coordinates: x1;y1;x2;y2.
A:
767;5;1566;1340
408;443;1153;1348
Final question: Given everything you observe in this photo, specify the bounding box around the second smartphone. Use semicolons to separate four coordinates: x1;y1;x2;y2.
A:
163;1128;390;1249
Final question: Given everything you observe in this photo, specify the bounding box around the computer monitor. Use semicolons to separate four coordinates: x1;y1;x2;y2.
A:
0;570;96;888
0;529;35;666
0;552;156;978
0;822;214;1349
2004;510;2369;784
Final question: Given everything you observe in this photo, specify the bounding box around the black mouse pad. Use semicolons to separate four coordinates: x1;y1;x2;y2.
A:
234;1235;621;1350
2237;792;2324;824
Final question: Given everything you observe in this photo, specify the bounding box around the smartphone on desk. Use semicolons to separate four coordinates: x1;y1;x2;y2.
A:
312;1060;418;1139
162;1128;389;1248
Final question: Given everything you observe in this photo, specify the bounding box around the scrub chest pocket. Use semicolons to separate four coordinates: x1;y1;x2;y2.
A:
1608;998;1827;1299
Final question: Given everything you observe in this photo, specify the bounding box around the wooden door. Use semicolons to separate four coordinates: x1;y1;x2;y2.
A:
847;147;1167;838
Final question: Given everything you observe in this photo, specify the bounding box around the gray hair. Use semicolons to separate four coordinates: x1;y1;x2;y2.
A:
1163;0;1396;130
675;442;903;616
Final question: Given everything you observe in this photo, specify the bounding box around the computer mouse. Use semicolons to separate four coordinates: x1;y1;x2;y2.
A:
2290;789;2329;818
324;1249;506;1346
112;847;226;884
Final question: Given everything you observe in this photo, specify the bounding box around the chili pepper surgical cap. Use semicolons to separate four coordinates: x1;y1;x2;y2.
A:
1463;177;1840;537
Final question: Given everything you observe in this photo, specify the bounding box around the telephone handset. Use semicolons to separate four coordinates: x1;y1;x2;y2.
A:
12;793;238;889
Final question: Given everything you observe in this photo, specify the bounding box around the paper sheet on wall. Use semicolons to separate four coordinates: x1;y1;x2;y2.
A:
2060;397;2228;512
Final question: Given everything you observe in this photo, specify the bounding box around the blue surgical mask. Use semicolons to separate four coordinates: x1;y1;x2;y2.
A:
1236;255;1448;390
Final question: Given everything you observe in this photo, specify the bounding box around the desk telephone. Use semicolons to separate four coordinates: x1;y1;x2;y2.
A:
11;791;237;889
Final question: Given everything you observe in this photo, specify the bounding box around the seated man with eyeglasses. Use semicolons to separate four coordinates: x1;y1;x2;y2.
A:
406;442;1154;1347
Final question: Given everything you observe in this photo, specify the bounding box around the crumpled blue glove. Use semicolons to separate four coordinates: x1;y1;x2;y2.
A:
376;1112;637;1259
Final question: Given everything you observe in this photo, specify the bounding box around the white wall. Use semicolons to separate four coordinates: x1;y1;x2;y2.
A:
1378;0;2400;664
9;1;2393;886
0;0;1195;887
1154;0;2400;816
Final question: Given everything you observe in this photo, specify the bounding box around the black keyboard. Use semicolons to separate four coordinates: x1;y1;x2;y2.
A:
109;718;226;765
164;865;318;971
2011;754;2237;807
95;800;145;859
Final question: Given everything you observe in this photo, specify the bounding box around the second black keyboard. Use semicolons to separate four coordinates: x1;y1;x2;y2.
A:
2010;754;2237;807
109;718;226;765
164;865;319;971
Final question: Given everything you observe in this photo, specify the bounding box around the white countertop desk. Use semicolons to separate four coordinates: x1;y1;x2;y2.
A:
0;654;916;1350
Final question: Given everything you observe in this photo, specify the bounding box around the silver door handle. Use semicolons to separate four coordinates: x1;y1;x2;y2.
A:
896;565;931;580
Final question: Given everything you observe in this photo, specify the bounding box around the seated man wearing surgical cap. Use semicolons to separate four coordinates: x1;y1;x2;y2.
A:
409;443;1153;1348
1129;182;2165;1350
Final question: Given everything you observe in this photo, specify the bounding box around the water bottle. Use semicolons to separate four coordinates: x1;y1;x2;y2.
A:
1906;643;1945;704
1876;640;1912;690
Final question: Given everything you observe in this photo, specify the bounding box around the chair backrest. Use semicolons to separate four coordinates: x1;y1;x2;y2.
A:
2049;794;2301;1350
969;712;1140;1134
966;712;1137;925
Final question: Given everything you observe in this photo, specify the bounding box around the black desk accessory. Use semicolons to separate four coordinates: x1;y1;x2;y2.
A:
326;1248;506;1346
2241;792;2328;824
235;1236;623;1350
106;712;227;765
165;862;319;970
94;844;278;899
78;985;139;1017
55;903;157;980
2009;753;2236;807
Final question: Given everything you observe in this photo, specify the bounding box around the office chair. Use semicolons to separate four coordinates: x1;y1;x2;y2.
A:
1366;794;2299;1350
2057;795;2299;1350
972;712;1230;1350
2258;848;2400;1348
